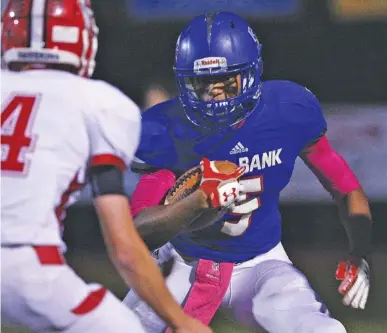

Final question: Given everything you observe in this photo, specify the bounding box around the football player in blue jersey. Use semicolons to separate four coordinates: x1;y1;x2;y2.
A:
123;12;373;333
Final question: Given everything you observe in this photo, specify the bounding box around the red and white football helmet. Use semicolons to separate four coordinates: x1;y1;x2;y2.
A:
1;0;99;77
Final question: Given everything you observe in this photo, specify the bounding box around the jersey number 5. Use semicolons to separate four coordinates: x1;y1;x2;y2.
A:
221;176;263;236
1;94;40;174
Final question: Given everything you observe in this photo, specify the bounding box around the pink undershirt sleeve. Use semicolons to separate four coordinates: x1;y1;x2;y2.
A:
300;135;361;198
130;169;176;217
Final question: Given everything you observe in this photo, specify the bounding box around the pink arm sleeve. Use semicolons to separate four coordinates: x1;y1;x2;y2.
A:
130;170;176;217
300;135;361;198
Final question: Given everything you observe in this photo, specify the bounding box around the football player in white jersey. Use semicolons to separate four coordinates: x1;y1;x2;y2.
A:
0;1;216;332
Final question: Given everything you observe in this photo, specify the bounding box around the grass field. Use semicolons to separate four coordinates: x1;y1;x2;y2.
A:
3;248;386;333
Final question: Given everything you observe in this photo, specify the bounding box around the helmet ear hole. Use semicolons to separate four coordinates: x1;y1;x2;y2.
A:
230;21;235;29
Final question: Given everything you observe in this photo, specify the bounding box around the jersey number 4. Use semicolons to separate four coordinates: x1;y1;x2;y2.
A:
221;176;263;237
1;94;40;175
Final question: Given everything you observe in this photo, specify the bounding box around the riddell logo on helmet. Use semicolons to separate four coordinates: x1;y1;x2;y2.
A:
194;57;227;72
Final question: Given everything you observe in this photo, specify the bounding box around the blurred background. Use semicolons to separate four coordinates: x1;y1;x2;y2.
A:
2;0;387;332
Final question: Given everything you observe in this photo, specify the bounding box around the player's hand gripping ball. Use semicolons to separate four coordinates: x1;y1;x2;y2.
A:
165;158;245;209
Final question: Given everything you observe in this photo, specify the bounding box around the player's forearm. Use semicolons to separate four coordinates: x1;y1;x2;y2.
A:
115;236;188;329
342;188;371;218
134;190;211;250
336;188;373;260
300;137;373;259
94;195;188;329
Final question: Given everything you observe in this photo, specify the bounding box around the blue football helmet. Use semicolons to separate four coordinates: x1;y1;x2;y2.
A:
174;12;263;130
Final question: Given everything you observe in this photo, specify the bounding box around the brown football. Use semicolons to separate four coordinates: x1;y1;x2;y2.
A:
164;160;239;205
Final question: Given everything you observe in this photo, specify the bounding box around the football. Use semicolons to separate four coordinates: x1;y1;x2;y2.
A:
164;160;239;205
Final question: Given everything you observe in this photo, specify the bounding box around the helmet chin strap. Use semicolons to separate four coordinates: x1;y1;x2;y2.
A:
15;63;79;75
22;64;48;70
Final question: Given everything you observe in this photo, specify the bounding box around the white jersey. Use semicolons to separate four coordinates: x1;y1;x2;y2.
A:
1;69;141;246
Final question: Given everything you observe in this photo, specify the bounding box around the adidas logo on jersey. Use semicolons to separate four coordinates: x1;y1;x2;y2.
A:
230;142;249;155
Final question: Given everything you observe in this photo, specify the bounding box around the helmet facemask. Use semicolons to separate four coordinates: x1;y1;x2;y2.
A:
175;60;263;130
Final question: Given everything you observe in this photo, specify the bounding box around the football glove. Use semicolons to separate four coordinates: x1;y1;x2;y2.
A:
199;158;245;209
335;258;370;309
230;177;262;215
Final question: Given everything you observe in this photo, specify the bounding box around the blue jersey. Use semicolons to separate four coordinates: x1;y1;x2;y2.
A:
135;80;327;262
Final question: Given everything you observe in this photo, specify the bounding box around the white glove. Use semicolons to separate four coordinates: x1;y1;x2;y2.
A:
335;258;370;309
230;177;262;214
